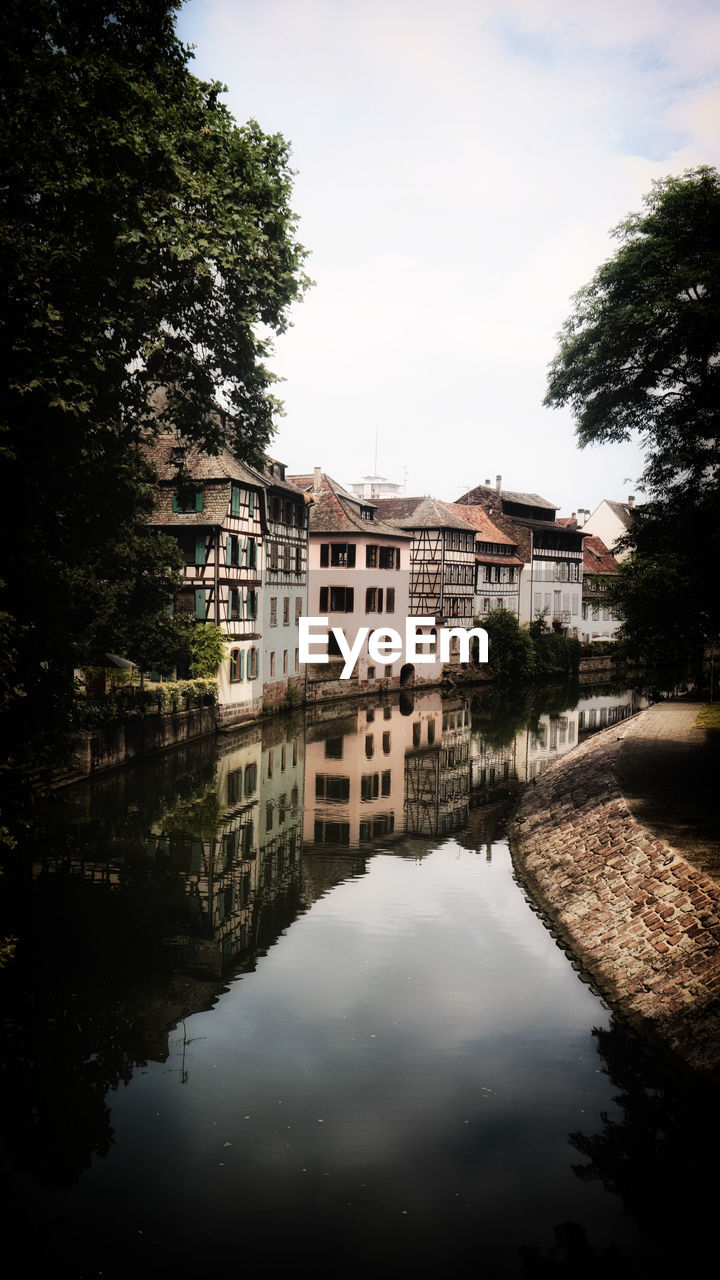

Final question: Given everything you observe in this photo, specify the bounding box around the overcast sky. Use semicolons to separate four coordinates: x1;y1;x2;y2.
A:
177;0;720;515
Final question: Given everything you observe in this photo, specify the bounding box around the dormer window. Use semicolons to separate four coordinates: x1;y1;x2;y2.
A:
361;507;373;520
172;486;203;513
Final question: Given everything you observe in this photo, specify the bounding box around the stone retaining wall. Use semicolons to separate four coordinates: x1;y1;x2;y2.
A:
509;722;720;1083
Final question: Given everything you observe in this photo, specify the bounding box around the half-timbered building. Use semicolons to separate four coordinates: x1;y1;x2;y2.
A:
456;478;584;633
441;502;523;616
147;436;309;724
374;495;478;630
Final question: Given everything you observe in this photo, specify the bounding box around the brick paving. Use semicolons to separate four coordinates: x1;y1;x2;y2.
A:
509;704;720;1084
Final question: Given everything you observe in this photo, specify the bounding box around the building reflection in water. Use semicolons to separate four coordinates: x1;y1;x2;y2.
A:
30;683;648;986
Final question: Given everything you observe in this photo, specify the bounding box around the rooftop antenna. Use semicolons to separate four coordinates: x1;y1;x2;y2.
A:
401;465;408;495
374;430;378;476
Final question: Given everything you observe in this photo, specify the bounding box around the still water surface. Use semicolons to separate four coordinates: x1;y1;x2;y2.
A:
2;683;718;1277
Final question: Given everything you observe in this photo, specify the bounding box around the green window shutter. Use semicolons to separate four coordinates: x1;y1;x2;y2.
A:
195;490;204;512
195;537;205;566
172;491;180;513
249;492;255;516
195;588;206;619
239;649;245;680
226;536;232;565
231;485;240;517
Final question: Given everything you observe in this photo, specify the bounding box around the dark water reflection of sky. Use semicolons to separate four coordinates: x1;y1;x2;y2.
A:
2;682;718;1277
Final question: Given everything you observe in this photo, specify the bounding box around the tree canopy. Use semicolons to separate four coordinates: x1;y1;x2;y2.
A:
0;0;310;803
545;168;720;685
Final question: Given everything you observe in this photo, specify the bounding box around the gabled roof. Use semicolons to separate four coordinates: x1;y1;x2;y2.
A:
600;499;634;530
147;433;266;488
440;502;517;546
456;482;557;510
288;472;410;539
374;495;475;531
582;535;620;576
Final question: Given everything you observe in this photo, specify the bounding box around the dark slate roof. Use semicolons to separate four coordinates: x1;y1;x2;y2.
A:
289;472;410;539
456;482;557;510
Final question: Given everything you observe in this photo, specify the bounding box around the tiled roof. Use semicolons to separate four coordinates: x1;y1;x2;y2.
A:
146;433;264;488
456;482;557;510
374;495;475;530
583;535;620;576
289;472;410;539
440;502;517;546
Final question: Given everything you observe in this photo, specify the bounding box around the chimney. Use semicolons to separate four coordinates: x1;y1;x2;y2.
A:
484;478;491;486
571;512;576;523
495;474;502;493
628;494;635;509
313;466;322;492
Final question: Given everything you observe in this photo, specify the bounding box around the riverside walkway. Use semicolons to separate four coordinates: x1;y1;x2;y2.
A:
509;701;720;1084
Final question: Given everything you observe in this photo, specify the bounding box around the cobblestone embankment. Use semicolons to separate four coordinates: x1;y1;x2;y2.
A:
509;718;720;1084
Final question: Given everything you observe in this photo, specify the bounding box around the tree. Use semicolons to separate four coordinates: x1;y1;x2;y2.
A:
480;608;535;683
545;167;720;684
0;1;310;805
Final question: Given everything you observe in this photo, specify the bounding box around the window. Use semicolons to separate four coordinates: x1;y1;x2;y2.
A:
283;596;290;625
319;586;355;612
283;650;288;674
229;649;244;682
384;665;392;678
361;773;379;801
366;587;384;612
270;597;278;626
270;651;276;677
382;732;391;754
324;737;343;759
194;588;206;620
386;588;395;613
366;545;377;568
294;649;299;672
365;734;374;758
381;770;391;796
246;538;257;569
229;588;241;621
367;666;375;680
245;589;257;620
316;775;350;802
295;547;302;574
379;546;398;569
228;770;242;804
248;647;258;678
244;763;257;795
295;596;303;622
226;535;241;566
172;487;203;513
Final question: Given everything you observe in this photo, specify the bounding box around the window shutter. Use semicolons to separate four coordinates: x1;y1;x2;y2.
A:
348;545;356;567
226;536;233;566
346;587;354;611
195;491;204;512
195;588;206;619
239;649;245;680
320;544;329;567
172;491;180;513
196;537;205;566
249;492;255;516
231;485;240;517
320;586;328;612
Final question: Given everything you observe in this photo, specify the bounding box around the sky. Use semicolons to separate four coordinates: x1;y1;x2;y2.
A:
176;0;720;516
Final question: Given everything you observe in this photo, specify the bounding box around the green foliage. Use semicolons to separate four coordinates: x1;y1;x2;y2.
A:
545;168;720;686
73;678;218;726
533;632;582;678
178;619;227;679
0;1;309;828
480;609;535;683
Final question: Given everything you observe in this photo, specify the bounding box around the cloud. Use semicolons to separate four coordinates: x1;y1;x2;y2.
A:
178;0;720;510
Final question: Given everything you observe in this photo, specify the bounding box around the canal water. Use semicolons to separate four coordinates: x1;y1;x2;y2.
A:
2;683;719;1277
